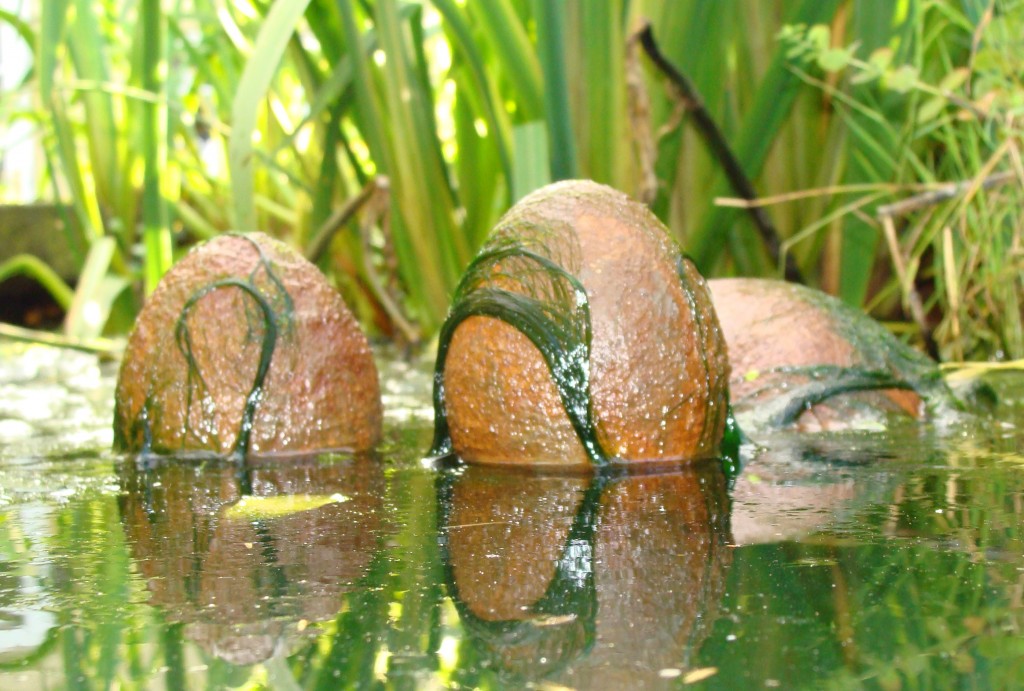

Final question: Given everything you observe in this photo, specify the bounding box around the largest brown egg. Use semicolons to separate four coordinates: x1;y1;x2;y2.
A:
434;180;729;467
114;232;381;457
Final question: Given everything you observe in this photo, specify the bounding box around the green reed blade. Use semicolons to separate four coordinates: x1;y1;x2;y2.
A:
0;9;34;59
67;0;121;224
432;0;513;185
64;236;124;339
534;0;578;181
0;255;75;309
229;0;313;232
38;0;103;247
138;0;172;293
449;63;506;248
512;121;550;202
372;0;467;327
467;0;544;121
640;0;734;225
566;0;629;190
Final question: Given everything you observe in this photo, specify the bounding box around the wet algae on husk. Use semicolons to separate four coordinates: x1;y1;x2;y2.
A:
432;180;733;468
113;233;382;459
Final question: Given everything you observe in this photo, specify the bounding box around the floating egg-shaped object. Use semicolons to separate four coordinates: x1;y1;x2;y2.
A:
114;233;381;458
432;180;730;467
708;277;950;431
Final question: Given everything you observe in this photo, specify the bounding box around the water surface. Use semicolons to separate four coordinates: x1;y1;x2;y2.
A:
0;342;1022;689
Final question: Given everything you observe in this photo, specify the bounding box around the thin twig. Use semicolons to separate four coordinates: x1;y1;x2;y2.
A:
625;26;658;205
716;182;955;209
875;170;1016;219
305;176;420;346
636;22;802;283
356;180;420;348
304;177;386;264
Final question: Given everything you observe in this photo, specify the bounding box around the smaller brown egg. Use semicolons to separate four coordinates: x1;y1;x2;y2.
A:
708;277;949;431
114;232;381;458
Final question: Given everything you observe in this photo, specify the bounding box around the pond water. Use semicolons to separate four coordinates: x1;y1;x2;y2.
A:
0;341;1022;689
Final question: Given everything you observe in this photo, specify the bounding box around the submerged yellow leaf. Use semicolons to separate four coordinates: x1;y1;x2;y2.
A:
530;614;577;627
225;493;350;520
683;667;719;684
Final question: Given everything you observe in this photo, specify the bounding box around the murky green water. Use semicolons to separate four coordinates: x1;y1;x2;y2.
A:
0;342;1022;689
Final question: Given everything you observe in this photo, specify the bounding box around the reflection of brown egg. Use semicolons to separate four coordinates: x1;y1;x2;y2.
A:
441;463;731;687
119;455;384;663
709;278;930;431
440;180;729;467
445;467;587;622
114;233;381;457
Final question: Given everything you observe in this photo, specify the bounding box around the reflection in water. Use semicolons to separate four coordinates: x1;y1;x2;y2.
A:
730;433;893;545
118;454;384;665
439;462;731;688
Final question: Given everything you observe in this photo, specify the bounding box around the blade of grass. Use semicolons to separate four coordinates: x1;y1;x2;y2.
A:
512;120;551;202
640;0;734;224
432;0;513;185
64;236;124;339
533;0;577;181
38;0;103;252
467;0;543;121
0;255;75;309
68;0;122;226
138;0;172;293
228;0;313;232
566;0;630;190
371;0;466;327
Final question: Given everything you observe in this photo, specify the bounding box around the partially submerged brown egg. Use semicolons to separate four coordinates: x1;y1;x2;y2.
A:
114;232;381;458
433;180;730;467
708;277;948;431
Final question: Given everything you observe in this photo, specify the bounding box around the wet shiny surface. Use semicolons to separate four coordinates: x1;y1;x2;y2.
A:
1;342;1023;688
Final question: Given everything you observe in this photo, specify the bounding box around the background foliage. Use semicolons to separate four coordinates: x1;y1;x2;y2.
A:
0;0;1021;359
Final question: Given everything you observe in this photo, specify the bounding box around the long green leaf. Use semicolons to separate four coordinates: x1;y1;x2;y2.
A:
468;0;543;121
837;0;905;305
37;0;67;109
0;9;35;63
138;0;172;293
566;0;629;189
0;255;75;309
68;0;120;221
512;121;550;202
431;0;513;185
375;0;463;326
228;0;313;232
534;0;578;181
64;236;125;339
